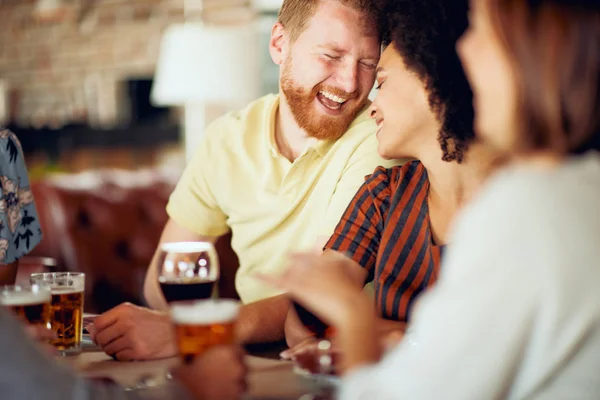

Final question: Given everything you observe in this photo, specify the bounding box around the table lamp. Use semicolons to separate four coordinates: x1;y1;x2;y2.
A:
151;20;261;160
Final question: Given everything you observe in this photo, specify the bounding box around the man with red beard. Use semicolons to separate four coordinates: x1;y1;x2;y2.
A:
88;0;399;361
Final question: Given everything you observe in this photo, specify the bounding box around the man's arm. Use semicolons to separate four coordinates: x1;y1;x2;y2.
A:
0;261;18;285
143;219;217;311
237;294;289;344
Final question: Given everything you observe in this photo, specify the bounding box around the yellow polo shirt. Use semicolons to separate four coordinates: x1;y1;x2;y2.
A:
167;94;399;303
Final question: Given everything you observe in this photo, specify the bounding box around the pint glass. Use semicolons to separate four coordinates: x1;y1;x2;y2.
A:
0;284;51;326
30;272;85;356
170;299;239;363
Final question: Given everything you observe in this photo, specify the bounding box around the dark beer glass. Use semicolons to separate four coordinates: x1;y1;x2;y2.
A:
158;242;219;303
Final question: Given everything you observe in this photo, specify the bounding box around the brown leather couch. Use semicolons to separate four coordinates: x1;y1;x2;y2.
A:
29;169;239;313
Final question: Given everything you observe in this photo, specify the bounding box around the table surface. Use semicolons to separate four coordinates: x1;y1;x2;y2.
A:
58;345;324;400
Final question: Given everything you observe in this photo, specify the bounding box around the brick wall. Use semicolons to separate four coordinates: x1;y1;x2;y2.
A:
0;0;250;129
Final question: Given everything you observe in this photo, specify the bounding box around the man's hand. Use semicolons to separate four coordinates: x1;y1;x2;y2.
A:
173;346;247;400
88;303;177;361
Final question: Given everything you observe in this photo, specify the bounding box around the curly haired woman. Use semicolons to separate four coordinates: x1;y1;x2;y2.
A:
283;0;502;354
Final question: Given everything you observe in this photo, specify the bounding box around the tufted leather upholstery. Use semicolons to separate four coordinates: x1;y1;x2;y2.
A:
29;168;240;313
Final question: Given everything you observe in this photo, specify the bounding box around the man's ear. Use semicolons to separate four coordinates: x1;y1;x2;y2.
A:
269;22;288;65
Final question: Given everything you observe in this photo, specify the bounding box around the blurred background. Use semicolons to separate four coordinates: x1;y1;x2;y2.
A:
0;0;282;312
0;0;282;174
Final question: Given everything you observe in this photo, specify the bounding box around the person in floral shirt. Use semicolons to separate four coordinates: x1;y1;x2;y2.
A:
0;129;42;285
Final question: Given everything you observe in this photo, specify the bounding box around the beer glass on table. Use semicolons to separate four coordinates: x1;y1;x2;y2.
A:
170;299;240;364
158;242;219;303
0;284;51;327
30;272;85;356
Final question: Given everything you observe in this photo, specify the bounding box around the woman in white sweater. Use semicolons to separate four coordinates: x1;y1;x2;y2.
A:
263;0;600;398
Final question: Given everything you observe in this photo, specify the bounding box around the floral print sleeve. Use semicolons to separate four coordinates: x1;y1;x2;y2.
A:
0;129;42;263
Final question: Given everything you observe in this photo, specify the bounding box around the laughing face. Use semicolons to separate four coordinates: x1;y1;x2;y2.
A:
370;44;441;160
274;1;380;141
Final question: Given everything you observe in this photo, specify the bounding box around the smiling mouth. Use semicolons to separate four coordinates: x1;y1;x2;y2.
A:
375;118;384;134
317;90;349;111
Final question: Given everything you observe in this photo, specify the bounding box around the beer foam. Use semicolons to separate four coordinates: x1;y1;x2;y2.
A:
51;286;84;294
161;241;214;253
0;290;50;306
171;299;240;325
30;273;85;293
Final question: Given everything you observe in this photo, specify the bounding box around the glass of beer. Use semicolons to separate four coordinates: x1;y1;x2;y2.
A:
0;284;51;327
170;299;240;364
158;242;219;303
30;272;85;356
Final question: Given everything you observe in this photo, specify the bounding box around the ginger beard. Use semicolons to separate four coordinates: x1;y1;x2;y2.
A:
280;59;366;141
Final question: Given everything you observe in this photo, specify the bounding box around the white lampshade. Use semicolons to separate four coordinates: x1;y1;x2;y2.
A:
251;0;283;11
151;22;261;105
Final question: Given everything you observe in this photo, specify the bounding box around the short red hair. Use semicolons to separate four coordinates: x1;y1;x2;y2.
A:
278;0;380;42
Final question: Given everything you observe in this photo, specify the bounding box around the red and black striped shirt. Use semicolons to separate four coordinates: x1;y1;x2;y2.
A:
324;161;445;322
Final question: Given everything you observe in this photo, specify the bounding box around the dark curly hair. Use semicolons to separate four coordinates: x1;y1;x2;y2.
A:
376;0;475;163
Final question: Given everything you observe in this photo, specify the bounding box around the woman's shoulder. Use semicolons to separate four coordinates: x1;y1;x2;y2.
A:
480;155;600;209
0;129;24;162
363;160;427;208
365;160;425;192
456;154;600;243
0;129;29;183
0;128;22;143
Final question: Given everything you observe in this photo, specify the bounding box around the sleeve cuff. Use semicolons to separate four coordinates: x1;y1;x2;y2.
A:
166;205;230;238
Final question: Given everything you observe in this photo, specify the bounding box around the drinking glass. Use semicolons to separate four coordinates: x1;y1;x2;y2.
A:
157;242;219;303
170;298;240;364
0;284;51;327
30;272;85;356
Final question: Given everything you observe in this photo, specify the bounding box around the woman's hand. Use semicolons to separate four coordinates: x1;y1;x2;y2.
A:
259;251;371;328
259;252;382;373
280;335;340;360
280;320;405;361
